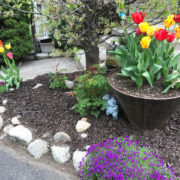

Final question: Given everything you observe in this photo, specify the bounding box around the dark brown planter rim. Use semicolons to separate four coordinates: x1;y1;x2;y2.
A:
108;68;180;101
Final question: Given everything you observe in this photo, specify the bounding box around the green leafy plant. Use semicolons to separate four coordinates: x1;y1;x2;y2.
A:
109;13;180;94
72;65;110;117
79;136;177;180
49;64;67;90
0;41;22;90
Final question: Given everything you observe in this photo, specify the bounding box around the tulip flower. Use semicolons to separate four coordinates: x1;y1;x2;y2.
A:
164;18;174;28
167;33;176;42
7;52;13;59
132;11;145;24
176;26;180;38
139;22;149;33
140;36;151;49
156;27;163;32
155;29;168;41
0;40;3;47
5;43;11;50
167;14;174;19
0;47;4;53
136;27;143;35
173;13;180;23
146;26;155;36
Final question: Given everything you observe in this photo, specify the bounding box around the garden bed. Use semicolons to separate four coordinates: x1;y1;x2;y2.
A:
0;71;180;176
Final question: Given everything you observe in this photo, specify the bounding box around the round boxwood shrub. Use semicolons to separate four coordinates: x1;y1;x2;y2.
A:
79;136;177;180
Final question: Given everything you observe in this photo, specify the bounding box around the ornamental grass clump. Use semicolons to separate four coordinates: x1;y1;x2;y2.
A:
79;136;177;180
110;12;180;94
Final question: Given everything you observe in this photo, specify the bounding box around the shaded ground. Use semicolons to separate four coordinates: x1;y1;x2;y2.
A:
0;72;180;176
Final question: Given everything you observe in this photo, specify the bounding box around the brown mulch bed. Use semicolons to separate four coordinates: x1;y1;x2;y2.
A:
0;72;180;176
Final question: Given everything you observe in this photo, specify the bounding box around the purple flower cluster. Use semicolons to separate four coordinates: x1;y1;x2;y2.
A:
79;136;177;180
0;81;5;86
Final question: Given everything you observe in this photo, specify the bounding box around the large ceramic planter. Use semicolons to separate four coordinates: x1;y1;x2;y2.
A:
108;69;180;129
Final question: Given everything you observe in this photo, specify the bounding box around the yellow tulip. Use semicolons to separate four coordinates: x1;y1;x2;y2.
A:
5;43;11;50
0;47;5;53
164;18;174;28
167;14;174;19
176;26;180;38
146;25;154;36
139;22;149;33
140;36;151;49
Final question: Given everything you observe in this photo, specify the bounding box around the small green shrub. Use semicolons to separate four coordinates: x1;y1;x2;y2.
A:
79;136;177;180
72;65;110;117
49;72;67;89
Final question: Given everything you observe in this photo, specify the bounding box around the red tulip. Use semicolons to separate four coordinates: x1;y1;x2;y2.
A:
167;33;176;42
132;11;145;24
136;27;143;35
173;13;180;23
155;29;168;41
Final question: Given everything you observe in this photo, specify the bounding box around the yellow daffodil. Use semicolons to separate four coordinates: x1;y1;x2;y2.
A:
176;26;180;38
5;43;11;50
139;22;149;33
164;18;174;28
0;47;5;53
146;25;155;36
140;36;151;49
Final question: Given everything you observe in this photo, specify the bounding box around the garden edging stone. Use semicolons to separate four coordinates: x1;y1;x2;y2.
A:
7;125;33;144
0;116;4;130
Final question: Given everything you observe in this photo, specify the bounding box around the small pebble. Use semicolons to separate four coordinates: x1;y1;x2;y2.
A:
2;99;8;106
81;133;88;138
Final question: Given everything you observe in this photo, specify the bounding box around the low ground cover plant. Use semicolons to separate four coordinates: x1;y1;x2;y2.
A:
79;136;177;180
72;65;110;117
110;12;180;93
0;40;22;90
49;63;67;90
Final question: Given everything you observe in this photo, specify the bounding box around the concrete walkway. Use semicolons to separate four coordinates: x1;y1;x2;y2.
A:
0;144;79;180
20;57;84;81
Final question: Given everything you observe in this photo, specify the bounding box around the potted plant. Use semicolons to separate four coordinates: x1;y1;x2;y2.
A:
105;55;119;72
108;12;180;129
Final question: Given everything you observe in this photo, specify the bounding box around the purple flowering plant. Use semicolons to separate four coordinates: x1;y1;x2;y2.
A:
79;136;177;180
0;81;6;93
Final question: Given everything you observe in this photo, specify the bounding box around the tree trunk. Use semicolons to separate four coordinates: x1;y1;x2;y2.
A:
84;45;99;69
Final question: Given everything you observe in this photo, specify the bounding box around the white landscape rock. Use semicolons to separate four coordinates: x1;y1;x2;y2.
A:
9;88;15;92
54;132;71;143
73;150;87;171
76;120;91;133
81;133;88;139
65;80;74;89
33;83;43;89
11;116;21;125
0;116;4;130
3;124;14;134
0;106;6;114
2;99;8;106
8;125;33;144
51;145;70;163
27;139;49;159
